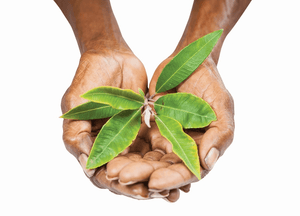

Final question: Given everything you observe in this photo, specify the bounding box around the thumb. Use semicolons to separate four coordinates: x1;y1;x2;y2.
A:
198;125;234;171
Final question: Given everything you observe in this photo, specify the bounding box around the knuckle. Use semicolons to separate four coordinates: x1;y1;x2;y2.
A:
61;90;84;113
61;88;74;112
223;126;234;140
221;91;234;111
62;129;80;157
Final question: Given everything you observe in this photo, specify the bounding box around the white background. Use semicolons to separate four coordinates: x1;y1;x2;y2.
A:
1;0;299;215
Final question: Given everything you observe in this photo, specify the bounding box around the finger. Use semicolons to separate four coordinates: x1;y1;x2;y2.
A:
118;160;170;185
197;124;234;171
119;146;130;155
106;151;146;181
111;181;150;200
106;156;133;180
63;119;92;158
128;137;150;156
164;189;180;203
63;119;96;176
143;150;164;161
91;167;151;199
160;152;182;164
148;163;198;192
126;153;142;161
119;161;154;185
147;123;173;154
118;150;170;185
180;184;191;193
150;190;170;198
90;166;113;190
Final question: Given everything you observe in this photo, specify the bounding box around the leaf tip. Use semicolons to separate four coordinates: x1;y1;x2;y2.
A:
138;88;145;97
196;172;201;180
60;113;69;119
85;158;95;170
80;93;87;99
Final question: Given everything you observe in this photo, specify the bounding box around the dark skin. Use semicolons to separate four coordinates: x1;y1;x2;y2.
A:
55;0;251;201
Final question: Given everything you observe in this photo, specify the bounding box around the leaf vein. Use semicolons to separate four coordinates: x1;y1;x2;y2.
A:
155;103;210;119
88;92;144;105
156;116;193;168
93;109;140;161
66;106;115;115
156;32;221;93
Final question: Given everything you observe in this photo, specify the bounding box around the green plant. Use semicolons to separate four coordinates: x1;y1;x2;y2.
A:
61;29;223;180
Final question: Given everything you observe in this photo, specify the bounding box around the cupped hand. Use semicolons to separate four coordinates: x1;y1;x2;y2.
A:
61;48;149;199
145;55;235;192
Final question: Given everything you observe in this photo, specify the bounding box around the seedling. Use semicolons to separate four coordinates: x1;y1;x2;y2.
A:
61;30;223;180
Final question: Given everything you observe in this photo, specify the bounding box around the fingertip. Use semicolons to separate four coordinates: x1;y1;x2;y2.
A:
150;190;170;198
204;147;220;171
164;189;180;203
148;167;184;191
198;127;232;171
111;181;150;200
179;184;191;193
106;156;133;180
119;161;154;184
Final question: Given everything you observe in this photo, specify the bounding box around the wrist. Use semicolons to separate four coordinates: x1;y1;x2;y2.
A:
55;0;131;54
172;0;251;64
82;37;132;54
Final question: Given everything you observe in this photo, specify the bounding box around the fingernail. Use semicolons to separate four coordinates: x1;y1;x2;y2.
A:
105;175;119;181
205;147;219;171
118;180;137;186
79;154;95;177
153;148;166;155
150;191;170;198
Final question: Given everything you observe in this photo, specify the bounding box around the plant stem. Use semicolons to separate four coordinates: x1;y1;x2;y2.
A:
149;94;156;100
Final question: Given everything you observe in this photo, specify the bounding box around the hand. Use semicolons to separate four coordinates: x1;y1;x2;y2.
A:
61;48;149;199
144;55;235;192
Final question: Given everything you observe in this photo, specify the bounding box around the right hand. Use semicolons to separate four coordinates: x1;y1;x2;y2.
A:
61;48;150;199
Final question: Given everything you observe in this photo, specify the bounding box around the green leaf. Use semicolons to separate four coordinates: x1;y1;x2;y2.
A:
86;109;141;169
155;115;201;180
60;101;120;120
81;86;144;110
154;93;217;129
155;29;223;93
138;88;145;98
